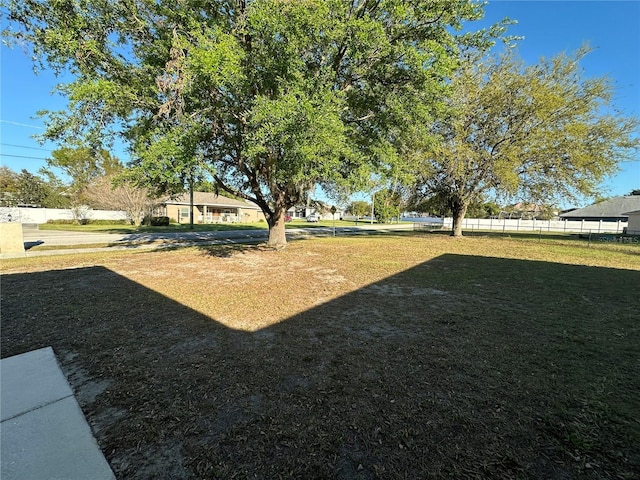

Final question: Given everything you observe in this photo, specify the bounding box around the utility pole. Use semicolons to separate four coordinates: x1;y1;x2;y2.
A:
189;174;194;230
370;191;375;224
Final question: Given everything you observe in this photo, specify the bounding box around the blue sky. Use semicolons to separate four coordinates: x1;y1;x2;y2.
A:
1;0;639;207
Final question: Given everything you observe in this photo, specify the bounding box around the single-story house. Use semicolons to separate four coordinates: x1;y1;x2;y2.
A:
559;196;640;222
623;210;640;235
287;206;314;220
287;202;344;220
157;192;265;224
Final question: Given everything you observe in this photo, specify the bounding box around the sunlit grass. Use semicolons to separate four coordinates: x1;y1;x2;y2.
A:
37;218;383;233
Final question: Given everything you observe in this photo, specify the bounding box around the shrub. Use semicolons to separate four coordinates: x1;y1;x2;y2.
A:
88;219;130;225
47;219;76;224
148;216;170;226
45;219;130;225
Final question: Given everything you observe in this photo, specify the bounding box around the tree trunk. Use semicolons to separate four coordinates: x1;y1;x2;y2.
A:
451;202;468;237
267;210;287;247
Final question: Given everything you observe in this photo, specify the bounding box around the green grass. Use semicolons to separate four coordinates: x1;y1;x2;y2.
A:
38;218;385;234
39;221;268;233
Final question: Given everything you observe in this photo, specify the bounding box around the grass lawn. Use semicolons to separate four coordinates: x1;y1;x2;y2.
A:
38;218;378;234
1;234;639;479
39;221;268;233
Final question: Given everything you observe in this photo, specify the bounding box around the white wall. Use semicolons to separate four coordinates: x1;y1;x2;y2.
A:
626;213;640;235
440;217;627;234
0;207;631;234
0;207;127;224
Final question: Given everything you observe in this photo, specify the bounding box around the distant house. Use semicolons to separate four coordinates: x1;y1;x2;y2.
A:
157;192;265;224
559;196;640;222
499;202;554;220
287;206;313;220
287;202;344;220
624;210;640;235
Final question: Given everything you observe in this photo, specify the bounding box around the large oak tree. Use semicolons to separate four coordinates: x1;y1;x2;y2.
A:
6;0;497;246
410;47;639;236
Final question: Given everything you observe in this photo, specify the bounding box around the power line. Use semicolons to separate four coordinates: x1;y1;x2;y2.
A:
0;120;44;129
0;154;49;160
1;143;53;152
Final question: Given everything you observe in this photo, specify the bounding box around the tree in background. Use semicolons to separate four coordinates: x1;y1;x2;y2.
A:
347;200;370;219
6;0;504;246
373;188;402;223
0;166;70;208
42;148;122;205
410;46;639;236
15;170;48;206
86;175;156;226
465;200;500;219
36;169;73;208
0;166;19;206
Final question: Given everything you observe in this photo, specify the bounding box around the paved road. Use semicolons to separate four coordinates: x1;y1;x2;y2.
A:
21;227;271;247
12;223;415;257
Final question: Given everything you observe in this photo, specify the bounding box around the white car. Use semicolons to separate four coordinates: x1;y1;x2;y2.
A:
306;213;320;222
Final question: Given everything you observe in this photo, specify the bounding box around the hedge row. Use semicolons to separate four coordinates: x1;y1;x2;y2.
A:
46;217;174;226
46;219;131;225
144;216;171;226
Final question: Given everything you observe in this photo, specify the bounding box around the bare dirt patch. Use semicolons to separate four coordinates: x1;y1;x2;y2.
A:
2;235;639;479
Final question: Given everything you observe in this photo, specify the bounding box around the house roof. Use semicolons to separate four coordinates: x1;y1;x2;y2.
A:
622;209;640;215
162;192;260;210
559;196;640;219
507;202;544;212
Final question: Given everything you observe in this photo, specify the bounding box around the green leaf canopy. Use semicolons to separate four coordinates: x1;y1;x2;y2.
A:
6;0;491;245
409;47;639;236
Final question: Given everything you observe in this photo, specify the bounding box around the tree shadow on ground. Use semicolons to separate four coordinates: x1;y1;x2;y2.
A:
198;243;270;258
1;255;639;479
422;229;640;257
23;240;44;250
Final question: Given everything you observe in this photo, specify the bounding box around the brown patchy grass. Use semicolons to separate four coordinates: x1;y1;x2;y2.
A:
2;234;639;479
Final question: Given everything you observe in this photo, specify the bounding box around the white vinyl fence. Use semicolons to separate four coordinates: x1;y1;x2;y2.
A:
439;217;627;234
0;207;127;224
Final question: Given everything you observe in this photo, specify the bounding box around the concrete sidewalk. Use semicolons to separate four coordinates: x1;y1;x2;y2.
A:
1;347;115;480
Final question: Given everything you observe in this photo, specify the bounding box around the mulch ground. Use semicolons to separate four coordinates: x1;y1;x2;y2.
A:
1;235;639;479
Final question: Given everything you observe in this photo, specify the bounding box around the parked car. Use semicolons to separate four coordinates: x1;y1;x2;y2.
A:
306;213;320;222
